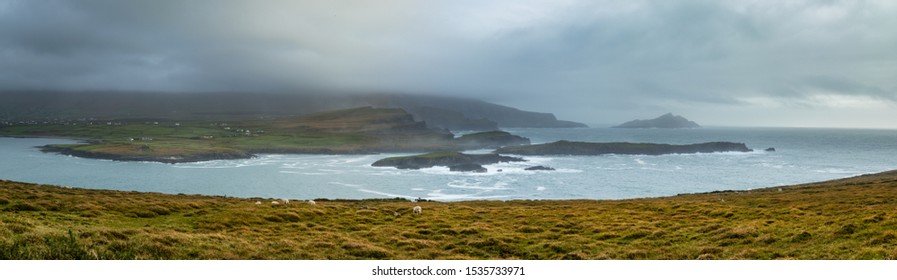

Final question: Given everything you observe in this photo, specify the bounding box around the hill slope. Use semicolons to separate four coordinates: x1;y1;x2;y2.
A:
0;91;586;130
3;170;897;259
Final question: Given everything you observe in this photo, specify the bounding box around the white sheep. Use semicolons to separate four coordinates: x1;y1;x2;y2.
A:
271;201;280;205
413;206;422;215
307;200;316;206
281;199;290;204
254;201;261;205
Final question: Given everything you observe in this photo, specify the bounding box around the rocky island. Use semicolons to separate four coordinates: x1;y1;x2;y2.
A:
494;140;752;156
613;113;700;128
371;151;525;172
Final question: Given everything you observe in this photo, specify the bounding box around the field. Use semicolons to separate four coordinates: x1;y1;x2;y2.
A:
0;107;457;162
2;170;897;259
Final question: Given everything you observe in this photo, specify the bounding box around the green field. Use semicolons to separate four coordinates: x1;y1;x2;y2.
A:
0;107;460;162
2;170;897;259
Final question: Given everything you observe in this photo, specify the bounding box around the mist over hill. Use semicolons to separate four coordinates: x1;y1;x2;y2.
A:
0;91;586;130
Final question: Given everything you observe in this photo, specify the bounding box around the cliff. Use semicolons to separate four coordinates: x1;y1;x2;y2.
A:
454;131;530;149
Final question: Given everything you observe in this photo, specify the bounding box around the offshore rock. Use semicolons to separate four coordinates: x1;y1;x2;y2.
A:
372;151;525;170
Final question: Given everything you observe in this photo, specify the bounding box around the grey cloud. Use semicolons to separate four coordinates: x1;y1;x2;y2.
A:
1;0;896;127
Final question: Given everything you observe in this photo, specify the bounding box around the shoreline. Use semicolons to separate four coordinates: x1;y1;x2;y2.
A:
2;169;890;203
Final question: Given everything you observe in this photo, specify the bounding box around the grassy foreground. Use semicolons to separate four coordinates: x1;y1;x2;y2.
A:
2;171;897;260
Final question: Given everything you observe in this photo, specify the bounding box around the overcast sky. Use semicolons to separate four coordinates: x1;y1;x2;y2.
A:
1;0;896;128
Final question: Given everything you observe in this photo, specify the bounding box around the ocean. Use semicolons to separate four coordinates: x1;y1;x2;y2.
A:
1;127;895;201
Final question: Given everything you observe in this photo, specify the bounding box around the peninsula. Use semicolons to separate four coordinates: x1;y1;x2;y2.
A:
0;107;530;163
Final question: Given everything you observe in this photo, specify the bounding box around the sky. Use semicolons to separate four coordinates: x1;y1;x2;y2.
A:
1;0;896;128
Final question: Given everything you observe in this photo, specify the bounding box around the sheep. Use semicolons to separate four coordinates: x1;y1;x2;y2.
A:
254;201;261;205
281;199;290;204
271;201;280;205
413;206;422;215
307;200;316;206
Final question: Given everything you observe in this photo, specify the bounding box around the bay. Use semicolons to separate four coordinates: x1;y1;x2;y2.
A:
1;127;895;201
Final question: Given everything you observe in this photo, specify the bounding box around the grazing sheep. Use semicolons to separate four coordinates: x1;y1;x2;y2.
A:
413;206;422;215
271;201;280;205
307;200;316;206
281;199;290;204
254;201;261;205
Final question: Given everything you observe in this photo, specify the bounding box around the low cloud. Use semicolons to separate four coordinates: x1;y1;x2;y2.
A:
1;0;895;127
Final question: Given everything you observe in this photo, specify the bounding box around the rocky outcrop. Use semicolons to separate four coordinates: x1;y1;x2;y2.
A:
613;113;700;128
494;141;752;156
454;131;531;149
525;166;556;171
371;152;525;170
449;164;488;173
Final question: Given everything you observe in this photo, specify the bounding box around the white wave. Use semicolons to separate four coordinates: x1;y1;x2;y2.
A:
411;188;425;191
813;168;861;174
316;169;342;173
335;155;377;164
536;186;546;191
425;189;512;201
554;168;584;173
447;180;510;190
755;162;786;169
174;155;287;169
357;189;416;200
329;182;362;187
278;171;328;175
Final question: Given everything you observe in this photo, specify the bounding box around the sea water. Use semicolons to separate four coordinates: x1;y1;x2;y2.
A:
1;127;895;201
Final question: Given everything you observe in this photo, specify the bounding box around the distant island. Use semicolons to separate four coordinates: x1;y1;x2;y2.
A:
613;113;700;128
494;140;751;156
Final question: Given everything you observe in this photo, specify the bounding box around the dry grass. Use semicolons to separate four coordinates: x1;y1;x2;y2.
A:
2;170;897;259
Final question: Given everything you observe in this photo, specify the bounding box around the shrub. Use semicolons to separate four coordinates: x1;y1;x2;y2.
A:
9;203;43;211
